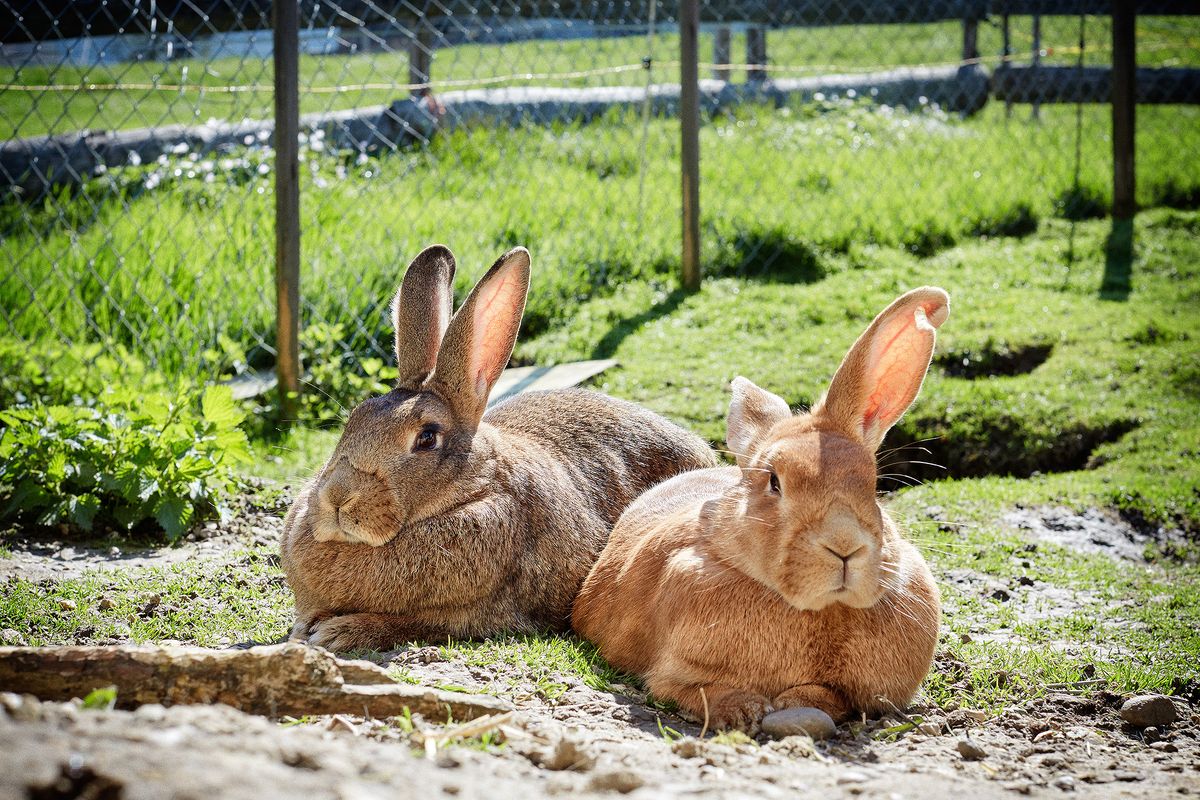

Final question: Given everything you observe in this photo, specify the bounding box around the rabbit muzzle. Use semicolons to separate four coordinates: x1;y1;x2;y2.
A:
311;458;402;546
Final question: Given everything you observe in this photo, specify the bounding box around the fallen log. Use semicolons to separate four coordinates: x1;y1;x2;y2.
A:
3;64;989;196
993;65;1200;105
0;643;510;722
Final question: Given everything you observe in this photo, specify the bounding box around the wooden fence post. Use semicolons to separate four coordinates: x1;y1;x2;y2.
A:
713;26;731;82
409;20;434;97
273;0;301;422
680;0;701;292
1112;0;1136;221
746;27;766;83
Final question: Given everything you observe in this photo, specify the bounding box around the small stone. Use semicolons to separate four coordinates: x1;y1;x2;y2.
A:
671;738;704;759
918;722;942;736
959;633;973;644
1017;576;1035;587
761;707;837;741
836;770;870;785
586;769;643;794
0;628;25;646
1144;726;1162;743
1151;741;1179;753
1120;695;1178;728
962;708;988;723
1051;776;1076;792
957;738;987;760
109;546;121;557
1113;770;1143;782
133;703;166;722
5;693;41;722
98;598;116;611
324;715;356;734
537;738;594;771
58;599;77;611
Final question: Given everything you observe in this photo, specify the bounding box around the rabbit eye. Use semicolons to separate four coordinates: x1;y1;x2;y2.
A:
412;426;441;453
768;471;781;495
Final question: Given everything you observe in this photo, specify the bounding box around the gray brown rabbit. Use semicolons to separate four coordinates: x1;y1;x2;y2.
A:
281;245;717;652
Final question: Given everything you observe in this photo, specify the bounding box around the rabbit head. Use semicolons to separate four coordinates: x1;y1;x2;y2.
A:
706;287;949;612
309;244;529;547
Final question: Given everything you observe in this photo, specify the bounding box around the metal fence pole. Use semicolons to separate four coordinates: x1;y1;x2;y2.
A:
273;0;302;421
962;17;978;63
680;0;701;292
713;26;731;81
1112;0;1136;221
746;27;767;83
1032;14;1042;120
410;20;434;97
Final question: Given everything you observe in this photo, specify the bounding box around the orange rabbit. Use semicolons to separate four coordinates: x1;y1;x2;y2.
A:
573;288;948;733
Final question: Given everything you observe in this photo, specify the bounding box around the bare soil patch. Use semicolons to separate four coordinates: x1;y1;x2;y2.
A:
2;504;1197;797
3;664;1197;799
1004;506;1192;562
0;492;288;583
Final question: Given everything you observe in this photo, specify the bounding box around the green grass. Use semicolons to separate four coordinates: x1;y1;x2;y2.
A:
5;100;1200;377
3;16;1196;138
217;207;1200;713
0;547;291;647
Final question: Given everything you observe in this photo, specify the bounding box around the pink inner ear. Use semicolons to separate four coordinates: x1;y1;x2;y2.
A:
861;305;936;433
468;269;522;395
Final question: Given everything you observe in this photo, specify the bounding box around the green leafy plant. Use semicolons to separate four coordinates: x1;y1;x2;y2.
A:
81;686;118;711
0;385;249;541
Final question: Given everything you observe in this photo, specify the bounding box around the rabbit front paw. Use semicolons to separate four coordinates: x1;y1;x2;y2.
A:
703;689;774;735
306;612;418;653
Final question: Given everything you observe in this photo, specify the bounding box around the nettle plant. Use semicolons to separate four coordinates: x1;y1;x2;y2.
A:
0;385;250;541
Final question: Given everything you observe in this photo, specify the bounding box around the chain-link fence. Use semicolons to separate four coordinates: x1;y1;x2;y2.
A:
2;2;1198;416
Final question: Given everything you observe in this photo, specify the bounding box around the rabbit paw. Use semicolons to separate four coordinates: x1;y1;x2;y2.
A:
704;690;774;735
306;613;414;653
289;611;332;642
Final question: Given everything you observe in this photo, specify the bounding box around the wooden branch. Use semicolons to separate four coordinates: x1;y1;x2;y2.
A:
0;643;510;722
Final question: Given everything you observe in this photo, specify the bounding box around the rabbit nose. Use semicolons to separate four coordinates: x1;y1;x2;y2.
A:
823;543;862;562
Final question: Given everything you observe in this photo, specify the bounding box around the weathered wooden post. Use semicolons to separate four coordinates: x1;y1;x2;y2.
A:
680;0;701;292
1112;0;1136;222
273;0;301;422
746;27;767;83
409;19;434;97
713;26;731;82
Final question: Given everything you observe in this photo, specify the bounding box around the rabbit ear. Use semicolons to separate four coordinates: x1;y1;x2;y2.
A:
727;377;791;468
430;247;530;424
815;287;949;451
393;245;457;388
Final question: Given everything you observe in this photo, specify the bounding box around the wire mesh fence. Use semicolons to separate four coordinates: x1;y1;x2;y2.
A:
2;1;1198;420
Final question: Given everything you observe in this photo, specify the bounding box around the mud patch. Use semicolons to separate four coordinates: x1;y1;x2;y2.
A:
1004;506;1190;562
936;342;1053;379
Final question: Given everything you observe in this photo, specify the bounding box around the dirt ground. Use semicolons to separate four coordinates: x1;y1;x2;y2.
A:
2;506;1198;800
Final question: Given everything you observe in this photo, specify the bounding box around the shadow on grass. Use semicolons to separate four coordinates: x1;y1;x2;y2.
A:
590;289;687;360
710;229;828;284
1101;218;1133;301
